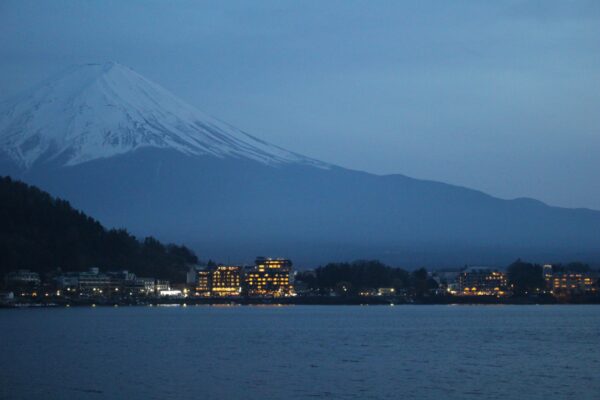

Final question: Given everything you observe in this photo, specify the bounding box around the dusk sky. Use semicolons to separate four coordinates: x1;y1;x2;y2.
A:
1;0;599;209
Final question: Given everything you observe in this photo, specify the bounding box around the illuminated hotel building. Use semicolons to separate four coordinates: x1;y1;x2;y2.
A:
195;270;211;297
550;273;597;296
246;257;294;297
210;265;242;297
457;267;507;296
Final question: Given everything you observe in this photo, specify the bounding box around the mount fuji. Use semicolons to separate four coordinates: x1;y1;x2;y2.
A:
0;62;326;169
1;62;599;267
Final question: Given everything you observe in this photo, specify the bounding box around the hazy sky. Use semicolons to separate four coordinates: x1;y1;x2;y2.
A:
1;1;599;209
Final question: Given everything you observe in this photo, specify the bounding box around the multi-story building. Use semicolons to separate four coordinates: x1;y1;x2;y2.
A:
195;269;212;297
126;277;156;295
107;270;136;284
155;280;170;293
210;265;242;297
456;267;507;296
105;270;136;294
550;273;597;296
4;270;41;288
76;268;111;294
56;269;149;296
246;257;293;297
543;264;553;281
139;278;156;293
186;265;208;286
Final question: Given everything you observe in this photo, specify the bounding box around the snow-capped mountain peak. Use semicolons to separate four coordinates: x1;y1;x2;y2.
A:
0;62;326;169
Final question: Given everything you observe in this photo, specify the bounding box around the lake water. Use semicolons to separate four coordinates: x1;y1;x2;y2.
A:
1;305;599;399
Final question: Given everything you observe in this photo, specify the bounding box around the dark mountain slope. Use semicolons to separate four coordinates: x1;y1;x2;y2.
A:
14;148;600;267
0;175;197;280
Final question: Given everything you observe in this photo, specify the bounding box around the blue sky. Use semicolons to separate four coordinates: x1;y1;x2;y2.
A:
1;0;599;209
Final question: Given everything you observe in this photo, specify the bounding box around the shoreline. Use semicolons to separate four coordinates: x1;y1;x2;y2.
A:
3;295;600;308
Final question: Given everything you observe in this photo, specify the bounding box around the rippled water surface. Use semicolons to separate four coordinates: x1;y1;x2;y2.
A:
1;305;599;399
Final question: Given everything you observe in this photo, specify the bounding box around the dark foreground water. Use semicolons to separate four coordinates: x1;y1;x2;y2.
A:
1;305;599;399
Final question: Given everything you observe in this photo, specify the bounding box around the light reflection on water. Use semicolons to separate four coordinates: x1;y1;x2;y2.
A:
1;305;599;399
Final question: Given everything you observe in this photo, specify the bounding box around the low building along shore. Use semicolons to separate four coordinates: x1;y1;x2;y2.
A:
2;259;599;306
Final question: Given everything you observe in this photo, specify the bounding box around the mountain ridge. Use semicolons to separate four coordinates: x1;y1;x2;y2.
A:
1;63;599;267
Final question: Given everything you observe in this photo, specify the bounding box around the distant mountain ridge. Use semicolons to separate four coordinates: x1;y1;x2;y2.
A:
1;63;599;268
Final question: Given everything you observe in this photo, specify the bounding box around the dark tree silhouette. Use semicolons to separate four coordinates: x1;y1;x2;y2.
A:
0;176;198;281
507;259;545;296
300;260;411;294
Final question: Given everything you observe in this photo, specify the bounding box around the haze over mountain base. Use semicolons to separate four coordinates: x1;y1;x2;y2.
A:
6;147;598;268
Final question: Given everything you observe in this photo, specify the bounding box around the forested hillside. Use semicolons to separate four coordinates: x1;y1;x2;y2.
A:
0;176;197;280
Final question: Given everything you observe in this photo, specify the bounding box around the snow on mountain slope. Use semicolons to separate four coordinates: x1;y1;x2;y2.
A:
0;62;328;169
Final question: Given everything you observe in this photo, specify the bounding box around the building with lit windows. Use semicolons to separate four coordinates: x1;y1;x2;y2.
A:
195;269;212;297
245;257;294;297
550;273;597;296
456;267;507;296
542;264;553;281
210;265;242;296
155;280;170;293
125;277;155;295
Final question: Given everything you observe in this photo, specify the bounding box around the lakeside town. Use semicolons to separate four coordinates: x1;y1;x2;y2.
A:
2;256;599;307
